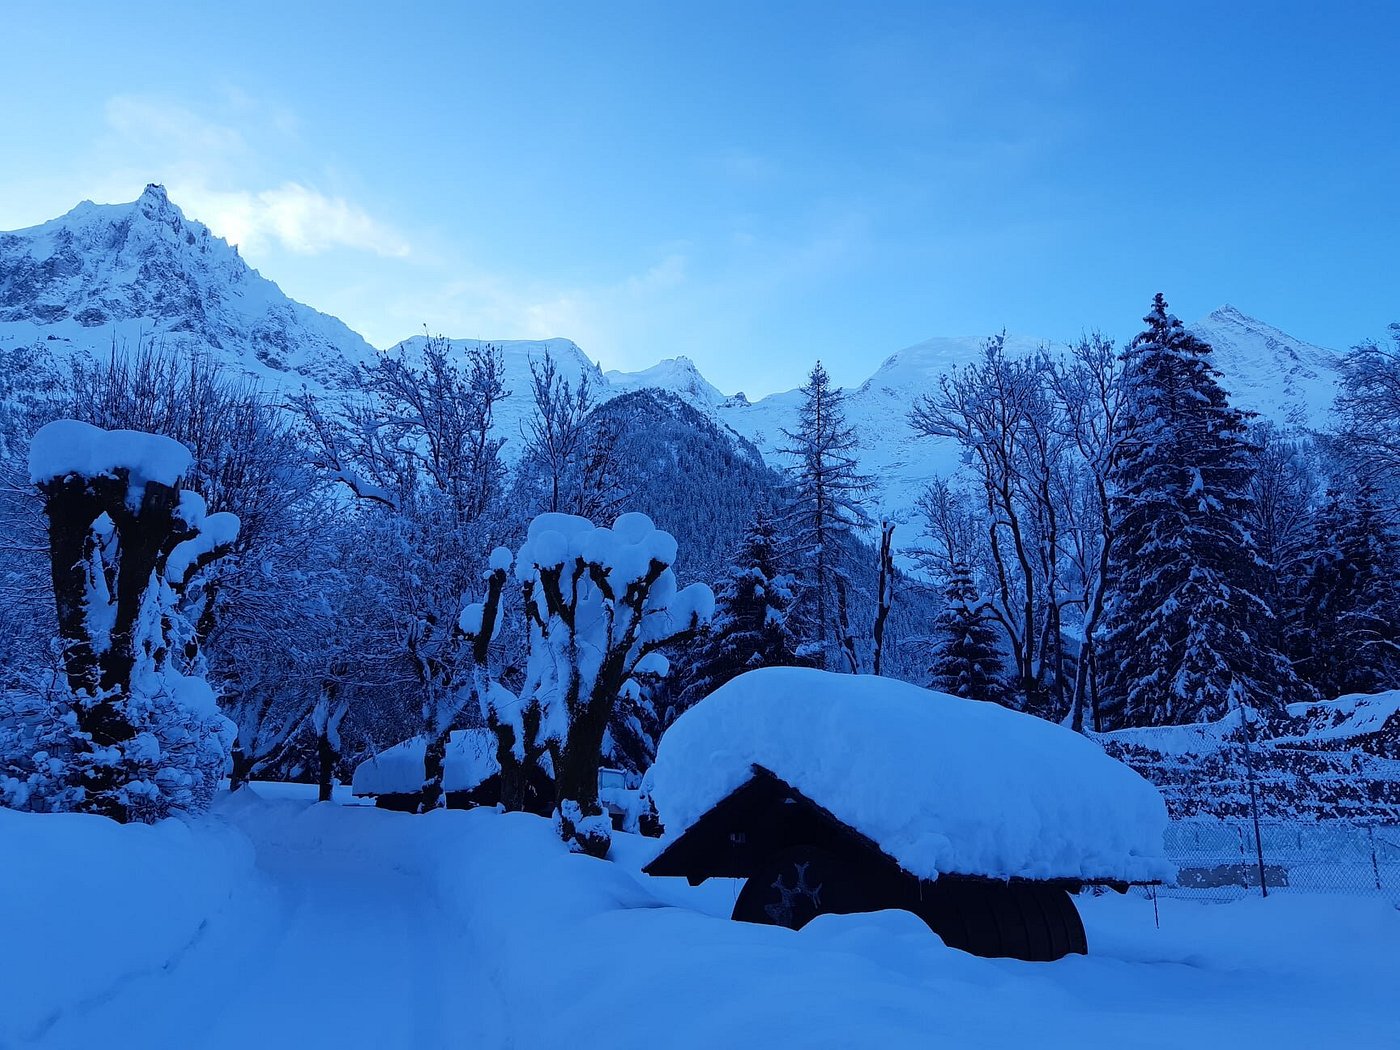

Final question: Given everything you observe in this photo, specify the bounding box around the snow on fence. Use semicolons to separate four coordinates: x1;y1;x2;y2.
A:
1142;819;1400;906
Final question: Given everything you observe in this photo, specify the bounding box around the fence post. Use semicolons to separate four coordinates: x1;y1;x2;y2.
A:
1238;705;1269;898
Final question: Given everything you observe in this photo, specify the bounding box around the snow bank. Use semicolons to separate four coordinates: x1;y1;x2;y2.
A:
28;418;191;487
651;667;1172;883
351;727;500;796
1097;715;1237;758
0;806;257;1046
6;791;1396;1049
432;810;1394;1050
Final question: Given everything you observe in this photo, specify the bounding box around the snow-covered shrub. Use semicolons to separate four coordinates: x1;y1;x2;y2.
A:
514;512;713;855
21;420;238;822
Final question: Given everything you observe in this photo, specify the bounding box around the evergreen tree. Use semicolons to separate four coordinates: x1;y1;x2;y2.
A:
779;361;874;668
927;561;1009;703
1098;294;1305;727
679;509;817;709
1291;485;1400;697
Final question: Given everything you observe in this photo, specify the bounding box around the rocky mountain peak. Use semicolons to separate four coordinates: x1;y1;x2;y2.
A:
0;187;375;389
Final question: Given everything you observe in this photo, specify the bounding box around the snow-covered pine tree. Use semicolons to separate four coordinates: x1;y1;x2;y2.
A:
1098;294;1305;727
927;560;1009;704
1335;322;1400;486
1290;485;1400;697
678;508;815;710
779;361;874;669
1244;423;1321;650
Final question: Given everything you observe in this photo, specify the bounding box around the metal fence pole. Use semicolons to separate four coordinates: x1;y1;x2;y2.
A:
1239;705;1269;898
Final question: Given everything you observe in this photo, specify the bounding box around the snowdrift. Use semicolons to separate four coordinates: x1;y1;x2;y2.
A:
3;788;1398;1048
650;667;1171;884
0;807;258;1045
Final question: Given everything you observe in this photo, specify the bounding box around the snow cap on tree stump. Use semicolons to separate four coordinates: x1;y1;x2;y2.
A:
30;418;192;489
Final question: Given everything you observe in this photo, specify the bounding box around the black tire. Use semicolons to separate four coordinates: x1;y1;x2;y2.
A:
731;845;870;930
913;878;1087;961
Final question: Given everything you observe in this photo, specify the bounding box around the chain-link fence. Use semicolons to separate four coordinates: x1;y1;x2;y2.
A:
1142;819;1400;906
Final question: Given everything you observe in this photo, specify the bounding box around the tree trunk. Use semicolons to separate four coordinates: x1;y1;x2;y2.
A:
556;713;606;815
418;728;452;813
834;576;859;674
41;471;191;822
229;741;255;792
1088;648;1102;733
872;522;895;676
1070;642;1089;733
317;730;336;802
555;706;610;856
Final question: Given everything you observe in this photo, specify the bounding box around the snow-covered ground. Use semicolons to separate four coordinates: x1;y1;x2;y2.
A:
3;784;1394;1049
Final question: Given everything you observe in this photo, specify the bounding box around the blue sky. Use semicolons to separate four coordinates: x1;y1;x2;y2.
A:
2;1;1395;395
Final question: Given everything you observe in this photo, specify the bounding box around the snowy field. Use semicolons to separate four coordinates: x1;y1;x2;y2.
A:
2;784;1395;1050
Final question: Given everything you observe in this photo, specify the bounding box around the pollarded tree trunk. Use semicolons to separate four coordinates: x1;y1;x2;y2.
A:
490;703;548;813
554;700;613;856
43;473;192;820
34;421;238;822
43;473;184;698
516;514;713;856
492;718;527;811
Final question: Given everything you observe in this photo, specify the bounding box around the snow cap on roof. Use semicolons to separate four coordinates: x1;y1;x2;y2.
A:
650;667;1172;884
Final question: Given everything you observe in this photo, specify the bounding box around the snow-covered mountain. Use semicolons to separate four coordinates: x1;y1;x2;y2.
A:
0;184;377;390
605;355;727;408
708;315;1344;525
1188;304;1342;431
714;334;1052;526
0;188;1349;532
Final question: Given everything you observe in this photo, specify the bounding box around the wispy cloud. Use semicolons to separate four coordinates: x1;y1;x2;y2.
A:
96;94;409;258
178;182;410;258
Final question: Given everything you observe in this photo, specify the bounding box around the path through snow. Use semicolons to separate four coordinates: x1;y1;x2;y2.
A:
23;791;508;1050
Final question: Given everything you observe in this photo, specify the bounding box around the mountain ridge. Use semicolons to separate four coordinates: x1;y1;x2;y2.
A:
0;188;1350;527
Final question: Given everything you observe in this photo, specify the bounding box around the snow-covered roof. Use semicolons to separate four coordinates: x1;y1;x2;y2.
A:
351;729;501;797
650;667;1172;884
